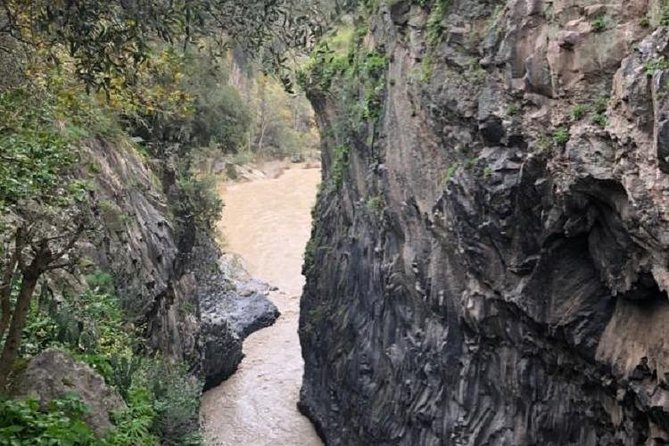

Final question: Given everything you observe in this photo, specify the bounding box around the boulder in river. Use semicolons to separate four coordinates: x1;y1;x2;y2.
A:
198;250;280;389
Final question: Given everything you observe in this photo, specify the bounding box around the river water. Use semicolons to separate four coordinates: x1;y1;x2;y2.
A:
200;165;323;446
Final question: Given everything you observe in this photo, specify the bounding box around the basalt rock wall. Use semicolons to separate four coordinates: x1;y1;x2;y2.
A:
77;139;278;388
299;1;669;444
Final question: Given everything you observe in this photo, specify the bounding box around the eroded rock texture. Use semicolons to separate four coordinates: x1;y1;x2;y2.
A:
68;139;277;388
299;1;669;444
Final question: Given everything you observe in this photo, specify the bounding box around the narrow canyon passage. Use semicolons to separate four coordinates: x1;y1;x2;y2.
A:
200;165;323;446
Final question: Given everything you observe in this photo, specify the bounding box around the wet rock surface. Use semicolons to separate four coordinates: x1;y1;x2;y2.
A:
198;251;280;389
300;1;669;445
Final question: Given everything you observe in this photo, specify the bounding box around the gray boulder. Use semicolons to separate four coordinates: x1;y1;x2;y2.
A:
12;349;125;437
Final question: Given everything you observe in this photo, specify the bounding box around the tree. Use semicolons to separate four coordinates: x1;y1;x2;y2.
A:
0;0;325;93
0;209;90;389
0;86;93;390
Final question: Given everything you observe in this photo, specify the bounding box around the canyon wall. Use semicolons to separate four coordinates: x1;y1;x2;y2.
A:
77;138;277;388
299;0;669;444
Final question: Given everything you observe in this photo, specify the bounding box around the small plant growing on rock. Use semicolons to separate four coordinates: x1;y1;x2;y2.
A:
426;0;450;46
571;104;588;121
592;113;608;128
644;57;669;77
536;136;551;153
465;157;479;170
507;104;520;116
591;16;609;33
593;96;609;114
366;195;385;219
662;4;669;26
441;163;459;187
552;127;570;147
483;166;493;178
331;145;351;189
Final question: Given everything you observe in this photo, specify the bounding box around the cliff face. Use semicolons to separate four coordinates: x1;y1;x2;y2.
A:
78;138;278;388
299;1;669;444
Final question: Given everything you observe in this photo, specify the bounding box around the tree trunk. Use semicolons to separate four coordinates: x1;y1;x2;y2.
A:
0;269;38;390
0;255;16;340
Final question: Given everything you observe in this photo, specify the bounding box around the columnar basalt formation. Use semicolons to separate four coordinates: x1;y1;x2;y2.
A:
299;1;669;444
80;139;278;388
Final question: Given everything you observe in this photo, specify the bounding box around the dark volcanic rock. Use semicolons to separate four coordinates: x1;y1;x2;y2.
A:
299;2;669;445
74;141;277;390
198;250;280;389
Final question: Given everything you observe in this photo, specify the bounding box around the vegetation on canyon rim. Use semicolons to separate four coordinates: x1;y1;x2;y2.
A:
0;0;359;444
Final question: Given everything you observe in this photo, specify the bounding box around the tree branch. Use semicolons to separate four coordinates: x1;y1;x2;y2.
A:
50;224;85;262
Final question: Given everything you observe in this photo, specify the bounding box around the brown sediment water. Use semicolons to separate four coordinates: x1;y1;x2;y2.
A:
200;165;323;446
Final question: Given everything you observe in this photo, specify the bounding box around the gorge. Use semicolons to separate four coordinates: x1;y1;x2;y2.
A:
201;165;322;445
6;0;669;445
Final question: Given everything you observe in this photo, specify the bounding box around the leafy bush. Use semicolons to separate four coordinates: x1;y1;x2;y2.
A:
0;394;96;445
0;89;76;210
141;361;203;446
175;174;224;233
427;0;450;46
191;85;252;153
21;276;136;368
102;387;158;446
19;281;203;445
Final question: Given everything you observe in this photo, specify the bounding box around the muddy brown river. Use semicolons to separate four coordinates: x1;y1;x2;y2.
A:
200;165;323;446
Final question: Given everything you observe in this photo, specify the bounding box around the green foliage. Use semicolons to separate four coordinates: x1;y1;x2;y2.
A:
427;0;450;46
141;361;203;446
360;52;390;120
19;277;202;445
0;394;96;445
1;0;322;93
175;174;223;233
591;96;609;128
483;166;493;178
644;57;669;77
102;387;158;446
332;145;351;189
299;20;389;189
19;280;143;426
571;104;588;120
593;96;609;114
420;56;434;83
591;16;609;32
0;89;76;210
191;85;252;153
506;104;520;116
592;113;608;128
366;195;384;219
552;127;570;147
441;163;459;187
297;41;351;93
661;2;669;27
